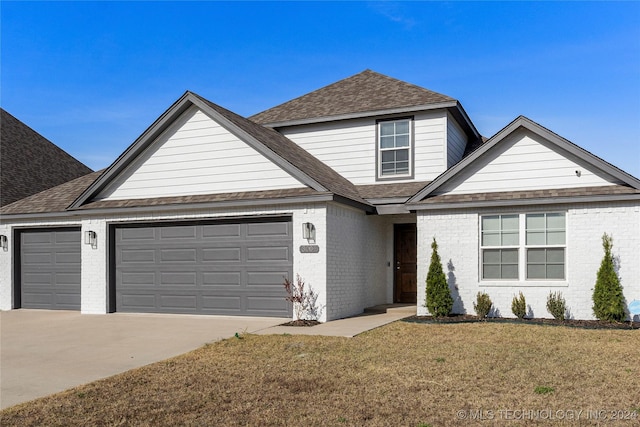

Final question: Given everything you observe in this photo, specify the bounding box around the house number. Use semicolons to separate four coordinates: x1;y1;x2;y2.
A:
299;245;320;253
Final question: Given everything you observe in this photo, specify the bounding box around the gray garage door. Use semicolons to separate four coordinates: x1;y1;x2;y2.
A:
19;228;82;310
114;218;293;317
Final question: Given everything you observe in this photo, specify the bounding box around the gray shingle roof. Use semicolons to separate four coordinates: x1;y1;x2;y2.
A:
414;185;640;206
1;108;93;206
250;70;455;125
356;181;431;200
0;170;102;215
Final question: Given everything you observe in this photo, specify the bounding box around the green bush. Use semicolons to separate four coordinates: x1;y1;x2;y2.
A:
511;291;527;319
425;238;453;317
473;292;493;318
546;291;567;321
592;233;626;322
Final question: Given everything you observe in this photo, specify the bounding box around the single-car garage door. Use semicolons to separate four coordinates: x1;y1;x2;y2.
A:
18;228;82;310
114;218;293;317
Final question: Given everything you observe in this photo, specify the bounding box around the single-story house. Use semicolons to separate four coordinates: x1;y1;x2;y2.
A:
1;70;638;321
1;108;93;207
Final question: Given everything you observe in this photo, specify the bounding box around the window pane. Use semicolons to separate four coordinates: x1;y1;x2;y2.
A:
483;249;501;263
482;216;499;232
396;162;409;174
483;265;500;279
501;249;518;263
546;213;565;230
502;264;518;279
482;232;500;246
395;120;409;134
395;134;409;147
547;264;565;279
381;151;395;162
381;163;394;174
527;248;545;263
546;248;565;263
502;215;519;231
526;231;545;245
502;231;519;246
380;136;395;149
396;149;409;161
526;214;545;230
547;231;565;245
380;122;395;136
527;264;545;279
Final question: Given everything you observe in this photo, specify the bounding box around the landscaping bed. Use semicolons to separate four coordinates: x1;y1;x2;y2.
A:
404;314;640;329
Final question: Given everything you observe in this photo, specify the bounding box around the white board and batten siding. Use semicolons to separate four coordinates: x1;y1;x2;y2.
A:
281;111;449;185
446;112;467;168
437;129;620;195
98;107;305;201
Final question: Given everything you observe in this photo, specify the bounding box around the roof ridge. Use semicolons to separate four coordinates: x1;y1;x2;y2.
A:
249;70;455;125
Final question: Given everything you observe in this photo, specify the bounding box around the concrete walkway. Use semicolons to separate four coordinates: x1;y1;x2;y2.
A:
0;305;414;410
256;304;416;337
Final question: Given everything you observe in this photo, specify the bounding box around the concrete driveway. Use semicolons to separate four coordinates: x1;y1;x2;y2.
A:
0;310;287;409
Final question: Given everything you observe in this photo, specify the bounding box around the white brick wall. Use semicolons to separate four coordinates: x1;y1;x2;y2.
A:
0;203;330;318
417;202;640;320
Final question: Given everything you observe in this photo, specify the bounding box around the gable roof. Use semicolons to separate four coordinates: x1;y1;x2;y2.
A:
0;108;93;206
69;91;370;211
408;116;640;206
250;70;458;126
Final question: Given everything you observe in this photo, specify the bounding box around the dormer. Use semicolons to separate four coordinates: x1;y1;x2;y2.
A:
251;70;481;185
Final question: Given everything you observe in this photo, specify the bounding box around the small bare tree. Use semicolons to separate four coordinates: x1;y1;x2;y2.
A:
283;274;323;321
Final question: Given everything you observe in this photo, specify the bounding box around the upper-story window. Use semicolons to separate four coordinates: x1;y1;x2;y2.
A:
377;118;413;179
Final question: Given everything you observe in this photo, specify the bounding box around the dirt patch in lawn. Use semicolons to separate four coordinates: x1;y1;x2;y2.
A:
405;314;640;330
2;322;638;426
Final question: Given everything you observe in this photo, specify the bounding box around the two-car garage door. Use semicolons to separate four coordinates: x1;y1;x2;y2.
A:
113;218;293;317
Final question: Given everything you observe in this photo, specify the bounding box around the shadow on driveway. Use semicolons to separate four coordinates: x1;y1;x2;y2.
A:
0;310;286;410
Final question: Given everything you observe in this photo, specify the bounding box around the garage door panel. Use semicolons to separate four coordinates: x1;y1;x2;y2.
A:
202;224;241;238
20;229;81;310
160;272;197;286
202;248;241;262
121;249;156;263
247;222;290;237
115;219;292;316
202;272;242;286
160;248;197;262
247;246;290;262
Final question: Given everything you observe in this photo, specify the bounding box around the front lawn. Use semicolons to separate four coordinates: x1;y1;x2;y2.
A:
1;321;638;426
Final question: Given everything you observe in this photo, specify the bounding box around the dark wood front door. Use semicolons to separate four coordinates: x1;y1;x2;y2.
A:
394;223;417;303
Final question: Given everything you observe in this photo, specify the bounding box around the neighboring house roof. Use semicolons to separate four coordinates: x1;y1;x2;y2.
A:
61;91;369;213
251;70;451;124
408;116;640;206
0;108;93;206
0;170;102;215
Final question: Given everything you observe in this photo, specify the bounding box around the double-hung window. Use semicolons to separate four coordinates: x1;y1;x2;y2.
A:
481;215;519;279
378;119;412;178
525;213;566;279
480;212;566;281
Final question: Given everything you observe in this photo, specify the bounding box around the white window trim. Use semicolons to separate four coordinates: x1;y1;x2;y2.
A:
479;212;568;284
376;117;414;180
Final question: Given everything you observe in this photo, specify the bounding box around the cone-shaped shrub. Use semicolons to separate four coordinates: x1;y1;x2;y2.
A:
425;238;453;317
592;233;626;322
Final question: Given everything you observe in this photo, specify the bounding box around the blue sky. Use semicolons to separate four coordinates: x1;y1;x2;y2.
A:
2;1;639;177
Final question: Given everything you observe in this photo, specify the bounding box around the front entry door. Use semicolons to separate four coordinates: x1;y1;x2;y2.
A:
394;223;417;303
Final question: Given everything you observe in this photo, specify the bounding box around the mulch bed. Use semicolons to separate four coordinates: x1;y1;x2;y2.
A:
404;314;640;329
280;319;321;327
